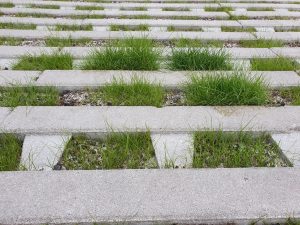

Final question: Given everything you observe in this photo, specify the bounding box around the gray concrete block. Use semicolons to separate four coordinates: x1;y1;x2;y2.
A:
239;19;300;28
256;32;300;41
0;71;40;86
272;133;300;167
20;134;71;171
255;27;275;32
271;47;300;58
151;133;193;168
0;46;59;59
0;107;11;125
0;168;299;224
1;106;300;134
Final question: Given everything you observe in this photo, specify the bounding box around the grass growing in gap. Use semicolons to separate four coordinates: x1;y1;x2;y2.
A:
0;2;14;8
27;4;60;9
228;14;249;20
75;5;104;10
70;14;105;19
239;39;284;48
15;13;55;18
183;72;268;106
45;37;91;47
193;131;288;168
0;134;22;171
119;15;151;19
110;24;149;31
120;7;147;11
100;77;164;107
247;7;274;11
12;52;73;70
162;7;190;11
275;27;300;32
167;26;202;32
221;26;256;32
169;16;199;20
55;24;93;31
173;39;224;47
0;38;23;46
0;23;36;30
251;57;299;71
279;87;300;105
62;132;158;170
204;7;233;12
81;38;160;70
169;48;232;71
0;86;59;107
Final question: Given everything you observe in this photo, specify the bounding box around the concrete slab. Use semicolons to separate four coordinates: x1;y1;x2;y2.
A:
256;32;300;41
272;133;300;167
0;71;40;86
20;134;71;171
271;47;300;58
1;106;300;134
239;19;300;28
255;27;275;32
151;133;193;168
35;70;300;89
0;107;12;125
0;46;59;59
0;168;299;224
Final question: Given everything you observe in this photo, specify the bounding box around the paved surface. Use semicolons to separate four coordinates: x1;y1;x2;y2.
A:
0;168;299;225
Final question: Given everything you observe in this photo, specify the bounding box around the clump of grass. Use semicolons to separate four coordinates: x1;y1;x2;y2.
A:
193;131;288;168
27;4;60;9
81;38;159;70
183;72;268;106
0;86;59;107
169;15;199;20
119;15;151;19
247;7;274;11
239;39;284;48
0;23;36;30
15;13;55;18
110;24;149;31
279;87;300;105
101;77;164;107
0;134;22;171
61;132;158;170
204;7;233;12
167;26;202;32
251;57;299;71
45;37;91;47
169;48;232;71
275;27;300;32
228;14;249;20
12;52;73;70
75;5;104;10
70;14;105;19
55;24;93;31
0;37;23;46
173;39;224;47
162;7;190;11
0;2;14;8
221;26;256;32
120;7;147;11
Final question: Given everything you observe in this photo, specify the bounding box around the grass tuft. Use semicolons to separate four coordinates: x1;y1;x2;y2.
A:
173;39;224;47
55;24;93;31
45;37;91;47
247;7;274;11
12;52;73;70
0;37;23;46
0;86;59;107
279;87;300;105
167;26;202;32
204;7;233;12
120;7;147;11
75;5;104;10
239;39;284;48
193;131;288;168
110;24;149;31
221;26;256;32
251;57;299;71
162;7;190;11
0;134;22;171
0;2;14;8
169;48;232;71
27;4;60;9
81;38;159;70
183;72;268;106
62;132;158;170
0;23;36;30
100;77;164;107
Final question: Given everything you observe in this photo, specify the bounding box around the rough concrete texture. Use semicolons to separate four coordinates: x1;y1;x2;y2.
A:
1;106;300;134
271;47;300;58
0;168;299;225
0;71;40;86
35;70;300;89
272;133;300;167
0;107;11;125
20;135;71;171
151;133;194;168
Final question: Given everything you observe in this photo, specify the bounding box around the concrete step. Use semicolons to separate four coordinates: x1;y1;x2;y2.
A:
0;168;299;224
